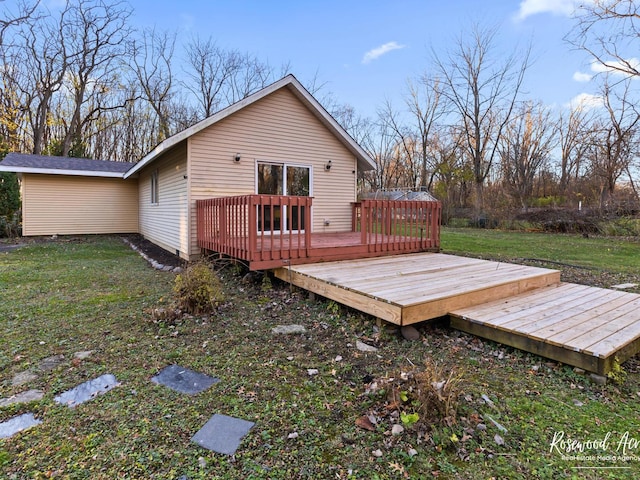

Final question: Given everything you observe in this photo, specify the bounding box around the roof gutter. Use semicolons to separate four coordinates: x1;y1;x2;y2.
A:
0;165;127;178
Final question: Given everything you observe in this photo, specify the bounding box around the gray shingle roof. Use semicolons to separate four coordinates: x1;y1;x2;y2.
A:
0;153;136;175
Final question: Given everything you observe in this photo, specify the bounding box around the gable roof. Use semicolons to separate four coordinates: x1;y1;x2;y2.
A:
124;74;376;178
0;153;136;178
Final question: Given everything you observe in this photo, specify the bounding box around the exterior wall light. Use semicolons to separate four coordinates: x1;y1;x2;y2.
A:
234;153;241;163
325;160;332;171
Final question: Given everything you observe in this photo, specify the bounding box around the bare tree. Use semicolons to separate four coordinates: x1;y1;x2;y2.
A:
570;0;640;78
499;101;557;210
360;117;403;192
556;102;594;196
429;127;469;221
183;37;239;119
58;0;133;157
379;102;420;188
183;36;288;122
380;75;445;191
15;6;70;154
224;52;274;104
407;76;446;189
131;27;176;142
587;77;640;209
0;0;39;46
433;24;530;215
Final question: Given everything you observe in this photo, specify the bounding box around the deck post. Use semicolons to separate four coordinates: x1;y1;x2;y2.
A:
218;199;227;253
248;195;257;262
304;196;312;256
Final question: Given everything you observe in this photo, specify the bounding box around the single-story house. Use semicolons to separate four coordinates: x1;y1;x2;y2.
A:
0;75;441;269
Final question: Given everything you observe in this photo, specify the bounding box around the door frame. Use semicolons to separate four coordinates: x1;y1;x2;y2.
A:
255;160;313;233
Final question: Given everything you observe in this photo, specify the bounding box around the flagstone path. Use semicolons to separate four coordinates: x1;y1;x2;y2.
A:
1;358;254;458
151;364;219;395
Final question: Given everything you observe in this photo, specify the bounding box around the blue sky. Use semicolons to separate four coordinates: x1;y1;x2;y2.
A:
127;0;597;118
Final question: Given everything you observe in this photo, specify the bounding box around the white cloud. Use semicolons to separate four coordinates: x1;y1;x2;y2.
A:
515;0;582;21
566;92;603;110
590;58;640;76
573;71;592;82
362;41;405;64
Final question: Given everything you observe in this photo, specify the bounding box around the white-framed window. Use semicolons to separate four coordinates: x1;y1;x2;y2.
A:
150;169;159;204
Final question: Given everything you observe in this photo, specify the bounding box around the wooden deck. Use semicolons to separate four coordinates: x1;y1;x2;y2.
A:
197;196;441;269
274;253;640;374
273;253;561;325
450;283;640;375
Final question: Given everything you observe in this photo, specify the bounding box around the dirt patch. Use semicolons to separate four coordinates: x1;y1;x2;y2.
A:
122;234;185;269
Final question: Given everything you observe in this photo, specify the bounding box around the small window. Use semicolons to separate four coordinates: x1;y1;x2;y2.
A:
150;169;159;204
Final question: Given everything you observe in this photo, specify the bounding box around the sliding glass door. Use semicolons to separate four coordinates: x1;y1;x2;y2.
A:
257;162;310;233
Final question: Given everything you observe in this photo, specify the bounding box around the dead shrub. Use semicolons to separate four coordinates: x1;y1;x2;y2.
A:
413;359;465;426
173;261;224;315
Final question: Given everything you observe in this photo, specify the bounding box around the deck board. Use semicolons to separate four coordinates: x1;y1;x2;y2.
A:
457;283;589;322
497;287;618;330
451;283;640;374
274;253;560;325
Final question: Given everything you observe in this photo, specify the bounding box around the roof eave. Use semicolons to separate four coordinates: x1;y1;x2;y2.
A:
124;74;377;177
0;165;126;178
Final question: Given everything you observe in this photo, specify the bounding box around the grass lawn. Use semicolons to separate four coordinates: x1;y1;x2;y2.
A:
1;234;640;479
441;227;640;275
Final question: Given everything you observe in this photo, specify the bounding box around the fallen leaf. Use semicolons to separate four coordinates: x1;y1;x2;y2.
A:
389;461;405;473
356;415;376;431
386;400;400;411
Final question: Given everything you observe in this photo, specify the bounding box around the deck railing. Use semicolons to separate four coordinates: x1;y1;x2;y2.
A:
197;195;441;267
196;195;312;264
352;199;441;252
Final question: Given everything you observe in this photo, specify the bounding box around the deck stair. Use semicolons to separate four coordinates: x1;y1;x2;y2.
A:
450;283;640;375
274;253;640;374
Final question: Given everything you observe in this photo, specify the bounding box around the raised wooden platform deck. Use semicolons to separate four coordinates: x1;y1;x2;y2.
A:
197;196;441;270
274;253;560;325
450;283;640;375
274;253;640;374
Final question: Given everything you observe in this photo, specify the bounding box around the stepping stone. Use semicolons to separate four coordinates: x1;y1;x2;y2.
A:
54;374;119;408
0;389;44;407
272;324;306;334
11;370;38;387
73;351;93;360
38;354;65;372
151;365;219;395
356;340;379;352
191;414;255;455
0;413;41;438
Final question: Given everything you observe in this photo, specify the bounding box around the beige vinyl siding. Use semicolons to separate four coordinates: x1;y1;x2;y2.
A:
188;86;357;254
138;143;189;259
21;174;138;236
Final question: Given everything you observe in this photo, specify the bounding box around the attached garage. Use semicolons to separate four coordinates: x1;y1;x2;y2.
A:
1;154;138;236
